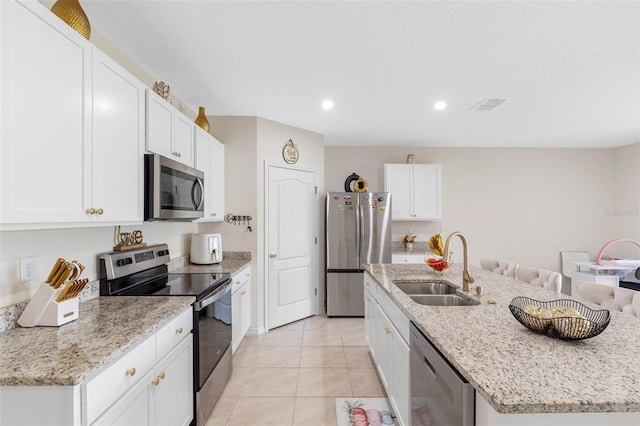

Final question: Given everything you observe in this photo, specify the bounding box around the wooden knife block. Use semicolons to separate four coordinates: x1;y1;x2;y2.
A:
18;282;79;327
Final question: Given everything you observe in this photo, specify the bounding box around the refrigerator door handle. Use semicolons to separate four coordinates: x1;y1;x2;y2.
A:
356;202;362;269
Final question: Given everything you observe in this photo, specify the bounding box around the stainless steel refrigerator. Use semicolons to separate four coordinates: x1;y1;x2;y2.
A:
325;192;392;316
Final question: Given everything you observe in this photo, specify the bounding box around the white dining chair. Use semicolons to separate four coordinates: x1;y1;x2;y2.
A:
515;266;563;293
577;282;640;317
479;258;518;278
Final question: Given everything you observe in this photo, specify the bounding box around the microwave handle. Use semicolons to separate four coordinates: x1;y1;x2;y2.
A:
192;177;204;210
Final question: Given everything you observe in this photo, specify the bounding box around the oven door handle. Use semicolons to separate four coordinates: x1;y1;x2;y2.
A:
193;278;232;311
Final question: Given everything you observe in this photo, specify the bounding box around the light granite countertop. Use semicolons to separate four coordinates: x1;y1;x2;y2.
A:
0;296;194;386
364;263;640;414
171;252;251;276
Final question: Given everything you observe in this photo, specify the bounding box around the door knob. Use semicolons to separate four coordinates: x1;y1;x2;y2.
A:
269;253;277;259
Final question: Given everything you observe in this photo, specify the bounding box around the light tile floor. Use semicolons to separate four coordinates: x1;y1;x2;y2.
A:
206;315;386;426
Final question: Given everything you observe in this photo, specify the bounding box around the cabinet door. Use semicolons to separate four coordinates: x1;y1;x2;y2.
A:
412;164;441;220
384;164;413;220
391;330;410;426
195;129;225;221
91;48;145;223
1;0;90;224
231;289;241;352
172;114;195;167
195;129;212;220
375;303;393;390
208;137;225;221
92;370;154;426
240;281;251;338
146;90;173;158
364;288;376;355
153;336;193;426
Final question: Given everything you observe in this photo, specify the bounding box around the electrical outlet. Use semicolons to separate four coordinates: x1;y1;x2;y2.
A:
20;257;35;282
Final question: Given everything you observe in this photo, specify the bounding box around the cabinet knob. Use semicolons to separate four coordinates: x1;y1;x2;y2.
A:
269;253;277;259
126;368;136;377
87;208;96;215
211;212;217;216
385;327;391;334
159;371;166;380
176;327;183;334
152;377;160;386
96;208;104;215
241;290;246;295
177;152;182;157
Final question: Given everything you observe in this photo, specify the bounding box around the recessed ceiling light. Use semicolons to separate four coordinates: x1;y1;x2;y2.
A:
321;100;334;110
433;101;447;111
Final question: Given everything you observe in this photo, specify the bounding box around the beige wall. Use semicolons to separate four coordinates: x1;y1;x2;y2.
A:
325;145;640;276
205;116;325;332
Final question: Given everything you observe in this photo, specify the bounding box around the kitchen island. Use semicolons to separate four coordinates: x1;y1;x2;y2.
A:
364;263;640;424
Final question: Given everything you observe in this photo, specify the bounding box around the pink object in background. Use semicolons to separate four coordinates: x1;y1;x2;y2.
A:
595;239;640;265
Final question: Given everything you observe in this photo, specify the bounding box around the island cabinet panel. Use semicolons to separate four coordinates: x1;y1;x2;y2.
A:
476;394;640;426
364;271;410;426
384;163;441;220
392;253;424;264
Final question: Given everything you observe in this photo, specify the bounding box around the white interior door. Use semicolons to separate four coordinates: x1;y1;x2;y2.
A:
267;166;318;329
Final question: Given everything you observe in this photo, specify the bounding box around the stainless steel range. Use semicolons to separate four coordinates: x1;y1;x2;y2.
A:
99;244;232;426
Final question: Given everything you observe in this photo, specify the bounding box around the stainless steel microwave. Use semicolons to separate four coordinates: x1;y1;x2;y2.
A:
144;154;204;221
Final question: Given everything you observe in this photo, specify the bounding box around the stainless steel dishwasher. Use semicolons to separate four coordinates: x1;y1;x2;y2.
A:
410;322;474;426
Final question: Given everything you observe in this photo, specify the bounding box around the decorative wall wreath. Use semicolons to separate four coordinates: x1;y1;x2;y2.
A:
344;173;359;192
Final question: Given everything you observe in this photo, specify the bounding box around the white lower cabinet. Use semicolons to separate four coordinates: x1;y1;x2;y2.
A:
392;253;425;264
231;265;252;352
88;307;193;426
0;307;194;426
364;272;410;426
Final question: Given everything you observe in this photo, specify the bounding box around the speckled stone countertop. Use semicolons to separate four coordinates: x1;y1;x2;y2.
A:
364;263;640;414
171;251;251;276
0;296;194;386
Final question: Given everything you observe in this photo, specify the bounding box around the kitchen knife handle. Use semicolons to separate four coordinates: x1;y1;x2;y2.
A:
46;258;65;283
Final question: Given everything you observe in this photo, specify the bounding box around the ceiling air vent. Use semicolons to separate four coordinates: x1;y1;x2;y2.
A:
469;98;506;111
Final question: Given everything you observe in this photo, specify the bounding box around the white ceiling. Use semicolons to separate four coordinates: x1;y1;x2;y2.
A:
81;0;640;148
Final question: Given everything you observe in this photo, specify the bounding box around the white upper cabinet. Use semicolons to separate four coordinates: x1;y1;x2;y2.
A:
384;163;441;220
0;1;145;228
91;48;145;223
195;127;224;221
146;90;195;167
1;0;90;225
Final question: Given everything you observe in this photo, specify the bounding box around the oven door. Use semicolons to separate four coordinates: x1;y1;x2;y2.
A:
193;278;232;390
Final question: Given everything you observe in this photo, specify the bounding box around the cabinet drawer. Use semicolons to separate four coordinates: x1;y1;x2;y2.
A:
232;266;251;294
85;336;155;424
376;288;410;345
392;254;424;264
156;308;193;361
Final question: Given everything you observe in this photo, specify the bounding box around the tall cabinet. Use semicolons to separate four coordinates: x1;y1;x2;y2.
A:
384;163;441;220
195;128;225;222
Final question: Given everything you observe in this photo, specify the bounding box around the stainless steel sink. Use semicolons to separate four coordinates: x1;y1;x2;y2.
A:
393;280;457;295
408;294;479;306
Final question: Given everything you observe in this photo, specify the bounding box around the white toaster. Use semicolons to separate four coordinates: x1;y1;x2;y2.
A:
190;233;222;264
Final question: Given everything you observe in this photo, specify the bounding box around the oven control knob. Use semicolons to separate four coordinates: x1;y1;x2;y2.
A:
117;259;125;267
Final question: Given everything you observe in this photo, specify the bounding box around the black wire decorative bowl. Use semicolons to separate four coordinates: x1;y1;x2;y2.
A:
509;296;611;340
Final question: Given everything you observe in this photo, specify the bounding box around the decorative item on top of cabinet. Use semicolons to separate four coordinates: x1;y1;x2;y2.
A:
406;153;415;164
152;81;172;104
51;0;90;39
194;106;210;132
282;139;299;164
353;176;368;193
